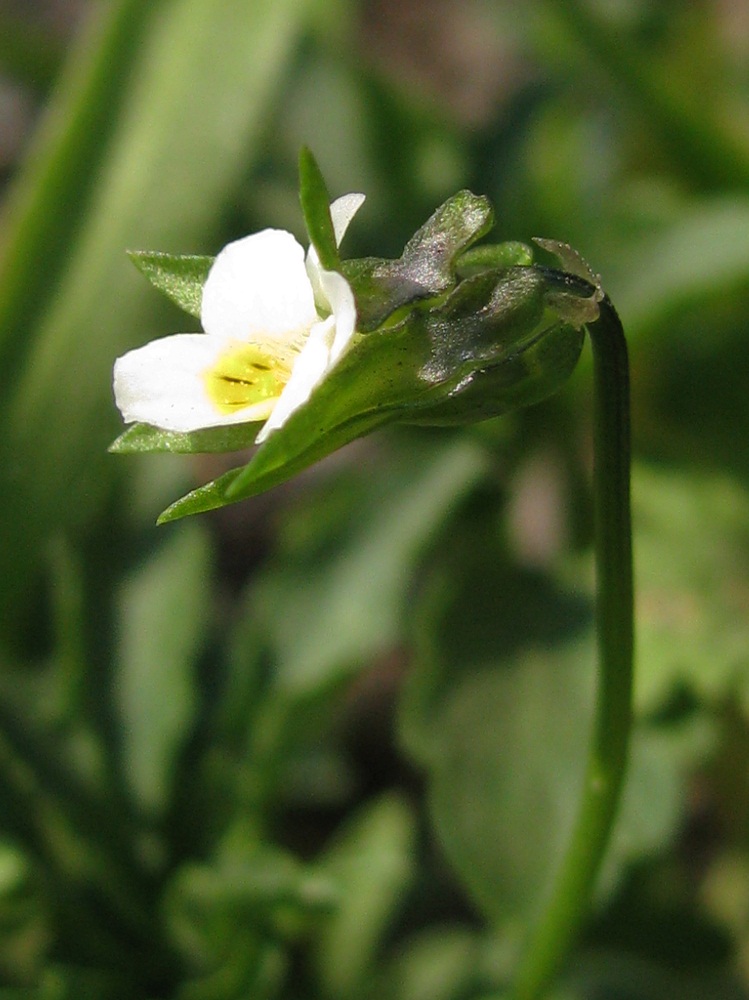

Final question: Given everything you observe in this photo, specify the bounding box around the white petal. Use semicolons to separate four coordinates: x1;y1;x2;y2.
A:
306;194;365;308
114;334;274;432
330;193;365;246
318;268;357;363
201;229;317;342
255;318;335;443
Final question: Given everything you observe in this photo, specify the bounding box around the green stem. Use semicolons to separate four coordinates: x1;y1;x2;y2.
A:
512;296;633;1000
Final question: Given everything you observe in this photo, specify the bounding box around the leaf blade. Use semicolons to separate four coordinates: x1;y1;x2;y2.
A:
127;251;214;320
299;146;340;272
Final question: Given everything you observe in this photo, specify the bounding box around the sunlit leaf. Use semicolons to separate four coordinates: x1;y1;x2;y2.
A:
127;251;213;319
299;146;339;272
110;420;259;455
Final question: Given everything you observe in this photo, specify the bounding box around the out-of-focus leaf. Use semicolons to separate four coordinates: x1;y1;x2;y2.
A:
115;523;210;812
0;841;46;983
372;926;481;1000
628;465;749;714
420;641;687;936
0;0;317;629
564;949;743;1000
548;0;749;191
0;0;157;365
0;9;61;90
425;644;593;929
399;537;590;768
313;795;416;999
615;198;749;336
255;436;488;697
165;845;337;948
127;251;214;320
400;523;686;936
48;536;87;720
598;725;693;895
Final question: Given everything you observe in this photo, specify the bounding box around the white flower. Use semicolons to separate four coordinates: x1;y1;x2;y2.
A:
113;193;365;444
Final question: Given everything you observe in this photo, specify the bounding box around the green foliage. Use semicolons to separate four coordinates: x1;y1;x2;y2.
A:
299;145;341;272
632;465;749;713
127;252;214;321
2;1;749;998
114;524;210;812
312;795;416;998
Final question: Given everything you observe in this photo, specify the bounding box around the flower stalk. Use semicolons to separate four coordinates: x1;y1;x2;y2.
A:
511;283;633;1000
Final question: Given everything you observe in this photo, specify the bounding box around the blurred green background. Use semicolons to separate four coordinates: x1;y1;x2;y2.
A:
0;0;748;997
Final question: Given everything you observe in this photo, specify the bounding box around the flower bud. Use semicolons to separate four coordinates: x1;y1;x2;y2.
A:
382;264;590;425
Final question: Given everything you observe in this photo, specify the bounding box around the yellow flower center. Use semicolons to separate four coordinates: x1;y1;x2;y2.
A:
204;341;293;416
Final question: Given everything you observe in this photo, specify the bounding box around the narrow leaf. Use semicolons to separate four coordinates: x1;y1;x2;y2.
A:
299;146;339;272
0;0;316;626
0;0;158;370
115;524;210;812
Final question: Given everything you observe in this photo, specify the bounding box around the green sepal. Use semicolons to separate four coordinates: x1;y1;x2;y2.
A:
157;266;586;523
343;190;494;332
456;241;534;276
127;251;214;320
109;420;262;455
533;238;601;289
299;146;339;272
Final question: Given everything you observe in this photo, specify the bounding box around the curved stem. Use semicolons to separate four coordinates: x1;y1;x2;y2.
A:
512;297;633;1000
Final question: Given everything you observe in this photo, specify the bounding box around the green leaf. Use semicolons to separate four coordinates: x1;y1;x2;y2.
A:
115;523;210;813
456;240;534;277
343;190;494;331
626;465;749;713
127;251;214;319
299;146;339;272
0;0;159;369
254;437;488;697
598;724;692;894
372;926;482;1000
614;197;749;337
409;628;684;936
400;517;688;939
421;645;594;929
312;795;416;999
166;846;337;925
110;420;260;455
